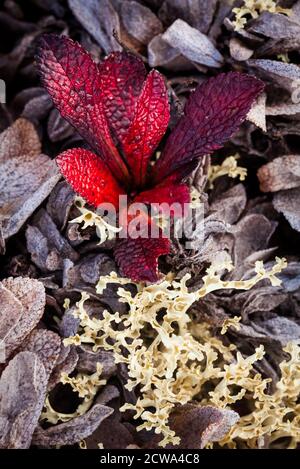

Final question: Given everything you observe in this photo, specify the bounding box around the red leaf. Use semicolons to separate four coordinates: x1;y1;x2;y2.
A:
134;183;190;217
99;52;147;144
123;70;170;187
115;234;170;283
153;72;264;182
36;34;130;185
56;148;123;208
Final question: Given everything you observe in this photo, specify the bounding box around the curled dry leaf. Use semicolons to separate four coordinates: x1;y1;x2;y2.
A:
0;277;45;362
32;403;114;447
118;0;163;46
77;349;116;378
162;19;224;68
0;351;48;449
26;208;78;272
148;34;193;71
158;0;218;34
68;0;122;53
169;404;239;449
0;118;60;240
273;187;300;232
258;155;300;192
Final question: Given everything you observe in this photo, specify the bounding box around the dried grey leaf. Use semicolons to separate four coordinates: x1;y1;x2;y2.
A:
0;277;45;362
209;184;247;225
119;1;162;45
148;34;193;71
273;187;300;232
68;0;122;53
19;329;61;377
26;208;78;272
233;214;277;265
229;37;254;61
48;346;78;391
278;261;300;292
253;316;300;347
248;59;300;93
162;19;223;68
266;101;300;117
158;0;218;34
77;349;116;378
169;404;239;449
47;108;74;142
257;155;300;192
32;403;113;447
0;351;48;448
0;119;60;239
46;181;75;230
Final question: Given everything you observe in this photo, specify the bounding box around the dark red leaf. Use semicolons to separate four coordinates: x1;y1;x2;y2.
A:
56;148;123;208
152;72;264;182
36;34;130;185
134;182;190;217
99;51;147;144
123;70;170;187
115;216;170;282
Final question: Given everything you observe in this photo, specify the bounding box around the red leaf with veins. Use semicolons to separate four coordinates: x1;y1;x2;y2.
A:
36;34;130;185
153;72;264;183
99;52;147;144
56;148;123;208
115;234;170;283
123;70;170;187
134;183;190;217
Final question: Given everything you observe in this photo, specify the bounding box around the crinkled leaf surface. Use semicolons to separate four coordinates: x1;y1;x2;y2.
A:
0;351;48;449
0;118;60;239
153;72;264;182
0;277;45;362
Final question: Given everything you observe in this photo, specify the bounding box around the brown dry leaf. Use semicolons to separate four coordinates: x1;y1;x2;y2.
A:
158;0;218;34
33;404;114;447
48;346;78;391
273;187;300;232
0;351;48;449
46;181;75;230
0;118;60;239
68;0;122;53
118;0;163;46
258;155;300;192
169;404;239;449
19;329;61;377
162;19;224;68
0;277;45;362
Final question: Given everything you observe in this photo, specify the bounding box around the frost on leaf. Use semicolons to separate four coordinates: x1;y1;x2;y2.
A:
64;257;287;447
0;351;48;449
0;118;60;239
0;277;46;363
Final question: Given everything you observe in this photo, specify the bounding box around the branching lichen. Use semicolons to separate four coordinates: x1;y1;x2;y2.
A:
63;257;294;447
41;363;106;424
232;0;291;31
70;197;122;244
208;154;247;189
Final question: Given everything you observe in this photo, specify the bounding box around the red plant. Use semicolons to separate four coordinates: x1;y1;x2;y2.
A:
36;34;264;282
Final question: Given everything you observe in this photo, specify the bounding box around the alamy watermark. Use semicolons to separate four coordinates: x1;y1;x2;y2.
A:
94;195;205;249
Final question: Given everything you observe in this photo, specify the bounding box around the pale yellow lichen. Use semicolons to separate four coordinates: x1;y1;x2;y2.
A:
63;257;291;447
208;154;247;189
70;196;122;244
41;362;106;424
232;0;291;31
220;316;242;335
